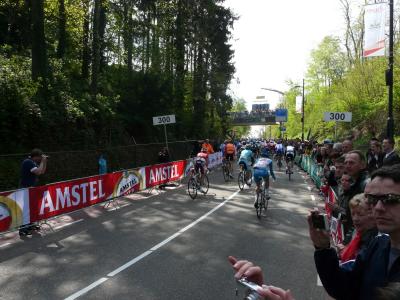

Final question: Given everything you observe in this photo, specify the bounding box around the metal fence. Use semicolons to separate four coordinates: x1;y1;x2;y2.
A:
0;140;197;192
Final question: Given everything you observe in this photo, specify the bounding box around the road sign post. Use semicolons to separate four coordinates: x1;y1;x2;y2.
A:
153;114;176;152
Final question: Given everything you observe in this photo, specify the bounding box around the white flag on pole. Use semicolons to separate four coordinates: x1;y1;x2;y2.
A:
295;96;302;114
363;3;387;57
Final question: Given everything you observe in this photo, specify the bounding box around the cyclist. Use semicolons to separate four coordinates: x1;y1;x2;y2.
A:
285;142;296;174
224;139;236;178
237;144;254;185
194;147;209;193
253;149;276;207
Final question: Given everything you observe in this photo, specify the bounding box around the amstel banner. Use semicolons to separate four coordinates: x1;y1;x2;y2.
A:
0;167;146;232
145;161;186;188
0;158;223;233
29;168;146;222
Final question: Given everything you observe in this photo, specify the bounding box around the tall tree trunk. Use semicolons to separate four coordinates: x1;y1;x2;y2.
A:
91;0;101;96
57;0;67;58
30;0;47;81
81;0;90;79
98;2;107;72
175;0;185;129
123;1;133;74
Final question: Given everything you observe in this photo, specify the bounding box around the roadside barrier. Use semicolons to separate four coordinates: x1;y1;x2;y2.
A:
295;155;343;245
0;152;223;234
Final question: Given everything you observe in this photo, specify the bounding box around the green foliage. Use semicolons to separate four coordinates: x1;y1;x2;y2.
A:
0;0;236;154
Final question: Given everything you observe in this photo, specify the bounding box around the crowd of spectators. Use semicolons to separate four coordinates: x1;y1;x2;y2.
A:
230;136;400;299
229;109;275;124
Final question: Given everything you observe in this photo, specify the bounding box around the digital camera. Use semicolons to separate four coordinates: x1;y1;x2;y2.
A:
235;278;264;300
311;212;329;231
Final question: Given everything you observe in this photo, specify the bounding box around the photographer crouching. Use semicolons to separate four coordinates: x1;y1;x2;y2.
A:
19;148;48;236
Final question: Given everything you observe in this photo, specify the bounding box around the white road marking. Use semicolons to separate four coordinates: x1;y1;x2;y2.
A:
0;242;11;248
54;219;83;231
307;186;312;191
317;275;322;286
64;190;240;300
310;195;316;202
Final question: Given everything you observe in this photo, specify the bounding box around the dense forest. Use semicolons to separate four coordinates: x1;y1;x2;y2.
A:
0;0;236;154
271;1;400;144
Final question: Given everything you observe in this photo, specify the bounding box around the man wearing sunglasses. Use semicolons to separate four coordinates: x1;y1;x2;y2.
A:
310;164;400;300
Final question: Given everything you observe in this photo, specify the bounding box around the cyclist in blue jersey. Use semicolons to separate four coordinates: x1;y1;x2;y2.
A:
253;149;276;207
238;144;254;184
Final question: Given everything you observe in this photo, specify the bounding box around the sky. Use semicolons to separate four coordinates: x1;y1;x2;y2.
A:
224;0;346;111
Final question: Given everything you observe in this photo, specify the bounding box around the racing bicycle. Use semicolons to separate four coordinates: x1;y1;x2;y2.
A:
255;177;269;218
187;166;209;199
238;163;252;191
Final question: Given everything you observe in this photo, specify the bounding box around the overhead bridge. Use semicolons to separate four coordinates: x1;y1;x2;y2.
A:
229;111;278;126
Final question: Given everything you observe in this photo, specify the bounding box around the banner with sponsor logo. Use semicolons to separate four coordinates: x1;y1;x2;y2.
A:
363;3;387;57
208;152;223;169
0;189;29;232
0;157;225;233
29;168;146;223
295;96;302;114
145;161;186;188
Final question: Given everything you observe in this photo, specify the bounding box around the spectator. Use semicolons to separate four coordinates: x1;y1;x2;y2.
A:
19;148;48;236
191;140;202;157
98;154;107;175
382;138;400;166
332;142;343;155
158;147;170;163
228;256;295;300
337;193;378;262
328;173;354;240
326;155;345;193
342;139;353;154
366;139;384;174
202;139;215;154
310;165;400;300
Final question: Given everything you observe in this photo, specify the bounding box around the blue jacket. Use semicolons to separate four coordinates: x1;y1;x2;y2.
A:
315;234;400;300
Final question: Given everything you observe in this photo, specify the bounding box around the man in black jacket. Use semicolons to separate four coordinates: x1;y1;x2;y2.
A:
367;139;384;174
383;138;400;167
310;165;400;300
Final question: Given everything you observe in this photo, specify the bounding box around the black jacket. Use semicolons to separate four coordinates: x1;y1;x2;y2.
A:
315;234;400;300
383;151;400;167
366;151;384;174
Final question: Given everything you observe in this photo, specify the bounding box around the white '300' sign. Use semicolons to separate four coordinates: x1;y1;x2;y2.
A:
323;112;352;122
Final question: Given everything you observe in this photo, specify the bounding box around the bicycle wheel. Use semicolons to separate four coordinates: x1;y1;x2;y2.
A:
277;159;282;170
246;171;253;186
222;165;229;182
202;174;210;194
187;177;198;199
256;192;263;218
238;171;245;190
263;181;269;213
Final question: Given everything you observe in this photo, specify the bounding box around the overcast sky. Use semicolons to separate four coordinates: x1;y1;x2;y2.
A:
224;0;346;111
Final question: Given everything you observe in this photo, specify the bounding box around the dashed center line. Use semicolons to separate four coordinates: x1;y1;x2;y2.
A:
64;190;240;300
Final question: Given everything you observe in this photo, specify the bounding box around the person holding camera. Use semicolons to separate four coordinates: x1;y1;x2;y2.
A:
19;148;48;236
228;256;295;300
310;165;400;300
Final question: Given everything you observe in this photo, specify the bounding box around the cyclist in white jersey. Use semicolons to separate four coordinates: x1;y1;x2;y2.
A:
285;143;296;173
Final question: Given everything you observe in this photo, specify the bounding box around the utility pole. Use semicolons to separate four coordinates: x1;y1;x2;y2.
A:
386;0;394;139
301;79;305;142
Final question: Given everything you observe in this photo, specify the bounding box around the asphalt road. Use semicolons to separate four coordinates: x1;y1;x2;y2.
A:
0;162;326;300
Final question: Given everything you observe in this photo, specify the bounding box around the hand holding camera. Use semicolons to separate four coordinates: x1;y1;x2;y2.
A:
307;210;331;249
